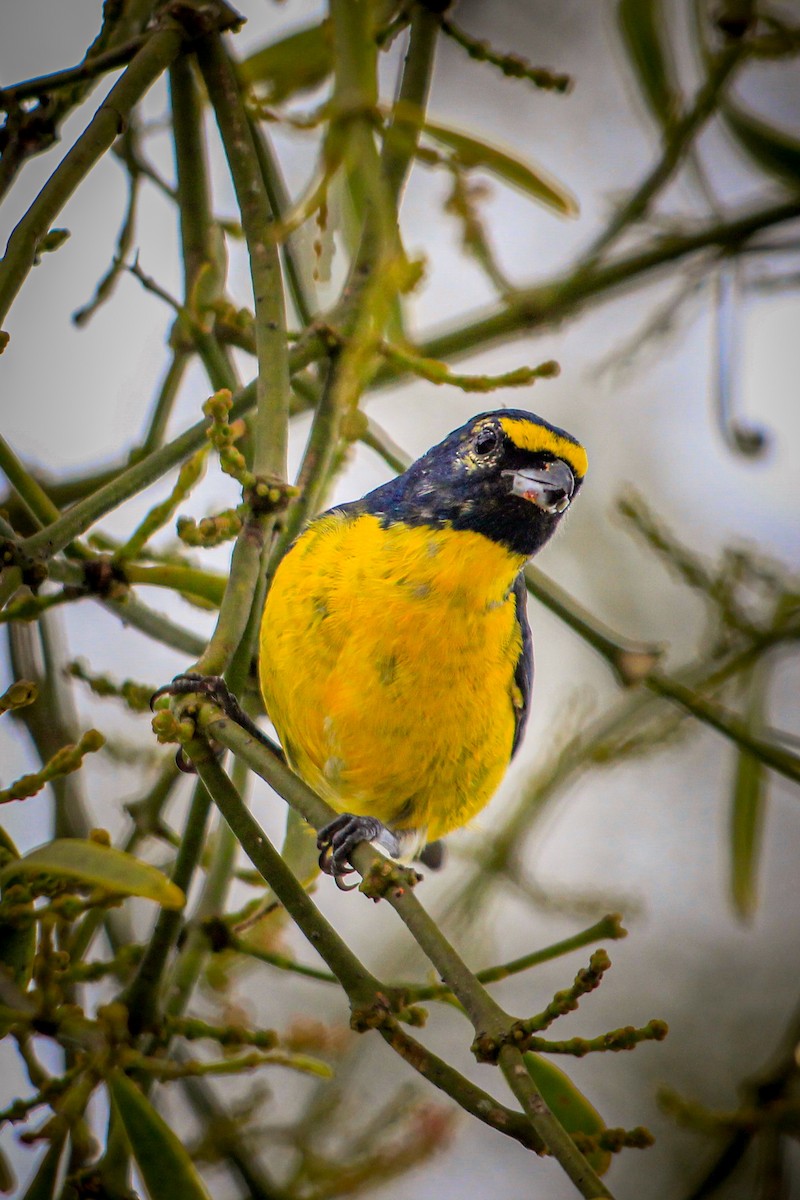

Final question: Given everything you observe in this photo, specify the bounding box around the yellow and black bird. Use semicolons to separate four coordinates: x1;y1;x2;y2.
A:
258;409;586;883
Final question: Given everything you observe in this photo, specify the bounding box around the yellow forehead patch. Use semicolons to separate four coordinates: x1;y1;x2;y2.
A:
498;417;588;479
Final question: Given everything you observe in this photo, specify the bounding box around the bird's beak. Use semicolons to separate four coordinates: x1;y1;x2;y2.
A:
504;459;576;514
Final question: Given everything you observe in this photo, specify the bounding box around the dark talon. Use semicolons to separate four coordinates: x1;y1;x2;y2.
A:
316;813;394;884
150;672;210;712
317;842;358;889
175;746;197;774
149;673;285;762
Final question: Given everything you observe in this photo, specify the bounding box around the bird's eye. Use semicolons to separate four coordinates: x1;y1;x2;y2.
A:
473;428;498;456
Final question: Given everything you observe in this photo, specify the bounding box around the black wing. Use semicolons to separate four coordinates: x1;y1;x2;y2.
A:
511;572;534;759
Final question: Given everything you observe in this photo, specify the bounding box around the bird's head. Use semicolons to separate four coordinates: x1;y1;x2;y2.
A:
367;410;587;558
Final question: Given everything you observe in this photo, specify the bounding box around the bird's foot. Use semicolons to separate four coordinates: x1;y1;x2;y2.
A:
150;672;284;771
151;672;245;724
317;813;401;891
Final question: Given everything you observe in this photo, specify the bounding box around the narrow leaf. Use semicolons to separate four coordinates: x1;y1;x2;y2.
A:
0;840;184;908
421;118;577;216
617;0;680;129
108;1071;212;1200
524;1052;610;1176
239;22;333;104
721;101;800;188
730;667;769;921
0;1144;15;1194
20;1133;66;1200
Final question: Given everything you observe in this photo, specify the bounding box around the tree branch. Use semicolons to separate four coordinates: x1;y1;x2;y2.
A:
0;21;187;326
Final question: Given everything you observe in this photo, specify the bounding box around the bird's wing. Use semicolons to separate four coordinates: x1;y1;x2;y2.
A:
511;572;534;759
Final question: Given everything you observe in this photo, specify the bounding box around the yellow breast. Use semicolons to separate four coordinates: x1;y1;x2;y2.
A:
259;512;527;842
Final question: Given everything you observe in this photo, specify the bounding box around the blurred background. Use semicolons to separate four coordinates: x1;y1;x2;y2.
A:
1;1;799;1197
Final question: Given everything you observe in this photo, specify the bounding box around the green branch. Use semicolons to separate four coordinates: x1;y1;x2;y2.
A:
8;618;94;842
115;449;207;562
168;48;244;398
498;1044;612;1198
411;914;627;1002
225;932;340;986
247;116;317;329
188;33;291;677
0;20;188;326
139;350;190;457
101;593;206;658
378;1017;545;1154
17;379;253;563
185;737;382;1002
529;1020;668;1056
169;54;214;298
122;778;213;1034
379;343;560;392
267;0;410;570
584;41;746;263
381;4;440;202
162;758;243;1023
17;195;798;566
413;198;800;367
525;565;663;686
0;566;22;610
185;735;611;1187
190;709;615;1194
460;610;800;904
123;562;224;607
270;359;339;562
196;35;290;484
0;434;61;529
646;672;800;785
0;35;150;107
0;728;104;805
440;16;572;93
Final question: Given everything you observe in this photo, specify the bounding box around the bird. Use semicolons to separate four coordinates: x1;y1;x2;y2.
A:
258;408;587;885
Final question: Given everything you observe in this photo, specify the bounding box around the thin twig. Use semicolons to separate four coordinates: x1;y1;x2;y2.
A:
186;737;611;1189
0;23;188;325
583;41;747;264
190;715;615;1195
0;36;150;107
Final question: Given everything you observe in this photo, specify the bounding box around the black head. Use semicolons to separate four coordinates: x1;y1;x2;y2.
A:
361;410;587;558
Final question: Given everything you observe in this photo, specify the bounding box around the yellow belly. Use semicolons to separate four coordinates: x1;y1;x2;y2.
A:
259;512;526;842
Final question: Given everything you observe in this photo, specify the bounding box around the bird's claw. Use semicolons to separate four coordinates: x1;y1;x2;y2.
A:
151;673;285;768
150;672;238;717
317;843;360;891
150;674;240;776
317;813;393;891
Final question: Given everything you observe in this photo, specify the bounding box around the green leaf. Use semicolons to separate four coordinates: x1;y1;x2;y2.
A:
524;1052;610;1176
721;101;800;188
730;667;769;921
421;117;578;217
0;840;184;909
19;1132;66;1200
617;0;680;130
0;825;35;991
108;1072;212;1200
239;21;333;104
